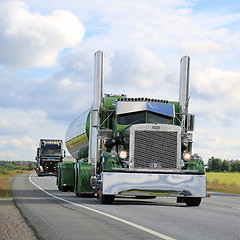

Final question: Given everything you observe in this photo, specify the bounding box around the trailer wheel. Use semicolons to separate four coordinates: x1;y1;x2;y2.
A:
100;195;115;204
74;176;80;196
185;197;202;207
58;173;62;190
80;193;95;198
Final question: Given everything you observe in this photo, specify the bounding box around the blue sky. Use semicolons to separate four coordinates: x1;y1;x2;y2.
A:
0;0;240;162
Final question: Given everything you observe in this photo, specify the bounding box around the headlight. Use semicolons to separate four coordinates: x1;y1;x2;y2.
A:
119;150;128;159
183;152;191;161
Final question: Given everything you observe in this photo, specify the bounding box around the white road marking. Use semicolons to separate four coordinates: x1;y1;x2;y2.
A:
29;174;175;240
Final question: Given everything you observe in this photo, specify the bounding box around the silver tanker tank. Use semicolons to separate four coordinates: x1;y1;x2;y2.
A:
65;109;90;160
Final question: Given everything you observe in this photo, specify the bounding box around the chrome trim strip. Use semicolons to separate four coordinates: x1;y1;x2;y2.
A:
111;168;199;173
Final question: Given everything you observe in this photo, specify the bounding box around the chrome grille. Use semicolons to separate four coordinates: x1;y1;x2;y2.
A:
130;124;181;170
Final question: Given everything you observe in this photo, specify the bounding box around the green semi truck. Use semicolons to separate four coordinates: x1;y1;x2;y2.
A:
59;51;207;206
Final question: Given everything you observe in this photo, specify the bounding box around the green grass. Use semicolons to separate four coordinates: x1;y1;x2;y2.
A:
206;172;240;194
0;170;31;198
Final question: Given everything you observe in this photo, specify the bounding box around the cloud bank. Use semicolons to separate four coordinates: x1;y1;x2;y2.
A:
0;0;85;68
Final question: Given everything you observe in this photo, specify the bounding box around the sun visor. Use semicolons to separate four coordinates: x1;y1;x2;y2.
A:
116;102;175;118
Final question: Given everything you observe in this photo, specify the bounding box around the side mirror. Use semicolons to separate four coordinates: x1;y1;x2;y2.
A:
185;114;195;132
37;148;40;157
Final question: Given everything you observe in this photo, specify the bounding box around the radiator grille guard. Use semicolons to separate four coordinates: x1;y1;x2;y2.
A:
129;124;181;172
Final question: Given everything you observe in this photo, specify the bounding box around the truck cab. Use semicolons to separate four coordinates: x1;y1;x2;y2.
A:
36;139;65;176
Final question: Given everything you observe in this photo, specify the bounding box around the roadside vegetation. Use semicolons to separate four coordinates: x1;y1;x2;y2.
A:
206;157;240;194
206;172;240;194
0;161;36;198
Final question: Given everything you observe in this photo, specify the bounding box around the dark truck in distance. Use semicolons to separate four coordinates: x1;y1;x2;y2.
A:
36;139;65;176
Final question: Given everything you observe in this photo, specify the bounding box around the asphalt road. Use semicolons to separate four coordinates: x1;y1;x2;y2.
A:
12;173;240;240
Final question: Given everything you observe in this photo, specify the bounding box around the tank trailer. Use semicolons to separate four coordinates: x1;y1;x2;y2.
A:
62;51;206;206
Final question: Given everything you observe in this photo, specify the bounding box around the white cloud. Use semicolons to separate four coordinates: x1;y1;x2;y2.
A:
180;40;227;54
30;110;47;120
104;48;173;98
59;78;83;90
191;68;240;115
0;117;27;135
0;1;85;68
0;108;67;160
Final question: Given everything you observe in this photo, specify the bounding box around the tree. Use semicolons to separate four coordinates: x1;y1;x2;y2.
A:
230;161;240;172
208;157;222;172
221;160;231;172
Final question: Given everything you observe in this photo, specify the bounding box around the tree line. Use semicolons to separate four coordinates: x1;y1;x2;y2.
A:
207;157;240;172
0;160;36;174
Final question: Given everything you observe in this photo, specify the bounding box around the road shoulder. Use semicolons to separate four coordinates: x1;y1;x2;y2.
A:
0;198;37;240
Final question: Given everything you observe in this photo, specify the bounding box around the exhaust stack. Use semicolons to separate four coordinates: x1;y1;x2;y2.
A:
179;56;190;132
89;51;104;187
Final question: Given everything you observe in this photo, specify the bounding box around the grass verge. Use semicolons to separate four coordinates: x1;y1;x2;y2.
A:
206;172;240;194
0;170;31;198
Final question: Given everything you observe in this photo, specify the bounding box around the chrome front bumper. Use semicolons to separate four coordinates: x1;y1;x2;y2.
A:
101;172;206;197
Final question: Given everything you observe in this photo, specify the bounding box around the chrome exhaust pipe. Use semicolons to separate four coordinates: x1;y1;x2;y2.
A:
89;51;104;187
179;56;190;131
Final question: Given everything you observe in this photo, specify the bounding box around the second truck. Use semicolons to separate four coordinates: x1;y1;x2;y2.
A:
59;51;207;206
36;139;65;176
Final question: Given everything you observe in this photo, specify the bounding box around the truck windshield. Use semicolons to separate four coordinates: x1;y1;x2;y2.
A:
41;148;62;156
117;111;173;125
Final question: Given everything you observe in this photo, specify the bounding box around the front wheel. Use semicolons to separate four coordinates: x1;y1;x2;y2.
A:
185;197;202;207
100;194;115;204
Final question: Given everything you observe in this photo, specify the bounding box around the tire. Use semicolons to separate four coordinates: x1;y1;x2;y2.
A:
74;172;79;196
61;186;67;192
185;197;202;207
100;195;115;204
80;193;95;198
58;173;62;191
